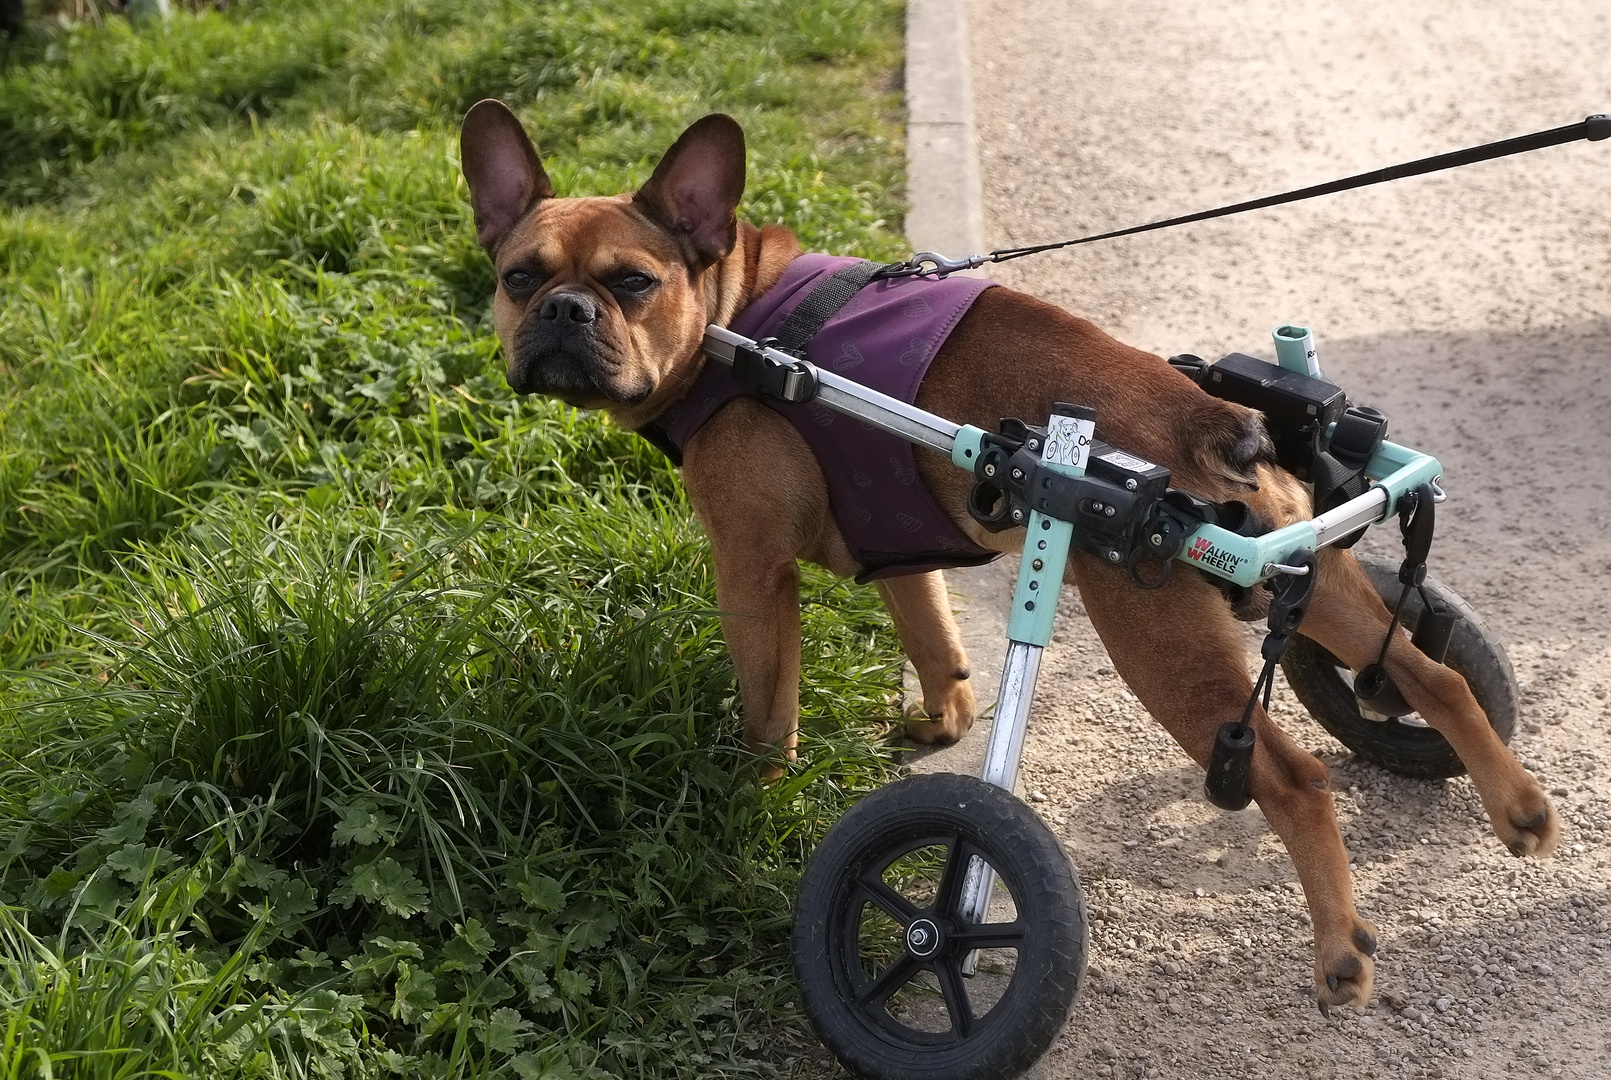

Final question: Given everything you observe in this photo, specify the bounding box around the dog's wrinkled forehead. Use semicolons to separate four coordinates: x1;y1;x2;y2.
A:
495;195;686;279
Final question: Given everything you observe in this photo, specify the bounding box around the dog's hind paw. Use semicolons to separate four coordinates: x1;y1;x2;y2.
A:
900;683;974;745
1314;918;1377;1010
1495;790;1560;858
901;700;966;745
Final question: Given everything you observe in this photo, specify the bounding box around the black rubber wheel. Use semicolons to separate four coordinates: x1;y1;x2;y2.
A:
1282;552;1517;778
792;773;1086;1080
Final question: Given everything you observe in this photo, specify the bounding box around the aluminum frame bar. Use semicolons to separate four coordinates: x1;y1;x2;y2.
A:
701;327;959;454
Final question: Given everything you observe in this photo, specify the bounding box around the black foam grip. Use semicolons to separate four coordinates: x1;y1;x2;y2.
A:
1204;722;1256;811
1354;663;1412;718
1411;605;1458;666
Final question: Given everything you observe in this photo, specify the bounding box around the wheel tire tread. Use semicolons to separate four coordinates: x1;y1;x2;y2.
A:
793;774;1085;1080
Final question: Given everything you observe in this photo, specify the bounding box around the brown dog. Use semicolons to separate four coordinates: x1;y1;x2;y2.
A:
457;100;1559;1010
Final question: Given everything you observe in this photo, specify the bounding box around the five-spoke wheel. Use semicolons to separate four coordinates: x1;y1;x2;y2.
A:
792;773;1086;1080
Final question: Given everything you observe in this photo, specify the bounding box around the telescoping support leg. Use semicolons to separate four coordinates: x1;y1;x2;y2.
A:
957;404;1094;967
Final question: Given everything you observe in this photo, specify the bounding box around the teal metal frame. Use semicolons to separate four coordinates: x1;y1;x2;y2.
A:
701;319;1443;960
950;422;1443;590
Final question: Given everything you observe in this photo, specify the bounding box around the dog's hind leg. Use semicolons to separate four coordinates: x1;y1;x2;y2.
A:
1071;556;1379;1009
873;572;977;744
1299;549;1559;857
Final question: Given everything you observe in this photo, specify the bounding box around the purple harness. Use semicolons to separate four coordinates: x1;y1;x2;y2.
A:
642;255;1002;582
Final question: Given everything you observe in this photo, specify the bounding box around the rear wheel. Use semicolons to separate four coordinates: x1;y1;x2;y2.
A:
792;773;1086;1080
1282;552;1517;778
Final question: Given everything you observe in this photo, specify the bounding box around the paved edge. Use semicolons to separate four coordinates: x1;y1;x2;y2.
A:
902;0;1017;780
904;0;984;258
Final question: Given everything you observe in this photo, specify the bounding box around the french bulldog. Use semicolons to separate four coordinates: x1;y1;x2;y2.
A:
458;99;1558;1009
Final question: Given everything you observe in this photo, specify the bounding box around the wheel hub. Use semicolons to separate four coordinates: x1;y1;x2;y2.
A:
905;917;944;959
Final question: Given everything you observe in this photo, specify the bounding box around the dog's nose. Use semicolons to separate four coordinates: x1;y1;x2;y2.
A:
539;291;598;324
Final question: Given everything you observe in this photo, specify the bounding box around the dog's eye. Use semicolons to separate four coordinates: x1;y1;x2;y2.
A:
617;272;656;295
502;269;537;293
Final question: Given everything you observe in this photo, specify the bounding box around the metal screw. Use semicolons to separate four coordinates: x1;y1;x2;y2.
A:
1011;508;1025;523
1125;478;1138;491
1011;468;1025;481
1150;533;1162;546
1105;505;1116;517
1027;439;1040;452
1107;550;1121;563
1032;558;1044;571
983;462;997;477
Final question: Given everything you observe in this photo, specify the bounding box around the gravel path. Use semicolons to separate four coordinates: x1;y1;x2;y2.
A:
906;2;1611;1077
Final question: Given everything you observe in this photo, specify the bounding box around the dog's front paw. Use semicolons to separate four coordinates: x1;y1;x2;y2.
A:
1314;918;1377;1012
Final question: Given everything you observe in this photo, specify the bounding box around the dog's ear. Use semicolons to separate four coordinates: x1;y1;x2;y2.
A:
634;114;746;266
461;99;555;256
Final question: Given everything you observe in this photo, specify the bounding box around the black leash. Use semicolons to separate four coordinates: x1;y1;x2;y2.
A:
879;113;1610;278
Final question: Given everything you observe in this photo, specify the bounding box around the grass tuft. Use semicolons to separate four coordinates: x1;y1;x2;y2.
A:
0;0;910;1073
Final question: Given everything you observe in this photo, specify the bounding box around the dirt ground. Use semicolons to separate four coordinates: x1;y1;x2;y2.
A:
901;1;1610;1077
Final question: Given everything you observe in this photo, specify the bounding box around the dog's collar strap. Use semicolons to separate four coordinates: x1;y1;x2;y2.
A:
639;254;1002;581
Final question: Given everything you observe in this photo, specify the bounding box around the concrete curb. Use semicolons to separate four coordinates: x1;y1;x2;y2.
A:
904;0;984;258
902;0;1017;780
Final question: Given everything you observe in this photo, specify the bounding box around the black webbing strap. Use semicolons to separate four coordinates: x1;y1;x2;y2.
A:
770;260;892;357
1310;405;1389;547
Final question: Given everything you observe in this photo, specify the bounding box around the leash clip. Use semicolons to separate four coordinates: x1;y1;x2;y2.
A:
890;250;989;278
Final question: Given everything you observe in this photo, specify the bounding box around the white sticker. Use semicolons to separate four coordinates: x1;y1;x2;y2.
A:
1097;448;1154;473
1043;413;1094;470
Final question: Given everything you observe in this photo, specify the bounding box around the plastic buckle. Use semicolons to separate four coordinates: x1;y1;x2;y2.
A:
731;339;820;404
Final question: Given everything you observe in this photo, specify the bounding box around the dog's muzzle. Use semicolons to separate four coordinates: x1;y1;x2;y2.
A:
508;289;607;397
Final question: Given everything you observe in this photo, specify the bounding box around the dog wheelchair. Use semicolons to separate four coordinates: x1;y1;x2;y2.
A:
700;318;1517;1080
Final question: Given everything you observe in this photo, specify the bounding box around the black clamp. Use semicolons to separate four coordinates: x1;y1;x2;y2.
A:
966;419;1044;532
1310;405;1390;547
730;337;820;404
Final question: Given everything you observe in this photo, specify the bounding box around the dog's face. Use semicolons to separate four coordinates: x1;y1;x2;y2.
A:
459;100;747;414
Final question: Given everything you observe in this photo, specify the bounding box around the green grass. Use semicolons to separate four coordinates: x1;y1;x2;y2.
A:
0;1;910;1074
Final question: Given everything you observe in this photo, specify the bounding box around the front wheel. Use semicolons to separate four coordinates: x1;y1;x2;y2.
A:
1282;552;1517;778
792;773;1086;1080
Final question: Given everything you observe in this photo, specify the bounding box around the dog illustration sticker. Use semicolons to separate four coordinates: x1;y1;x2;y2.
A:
1042;412;1095;470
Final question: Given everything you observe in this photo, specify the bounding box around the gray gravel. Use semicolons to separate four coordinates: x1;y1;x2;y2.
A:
902;1;1611;1077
